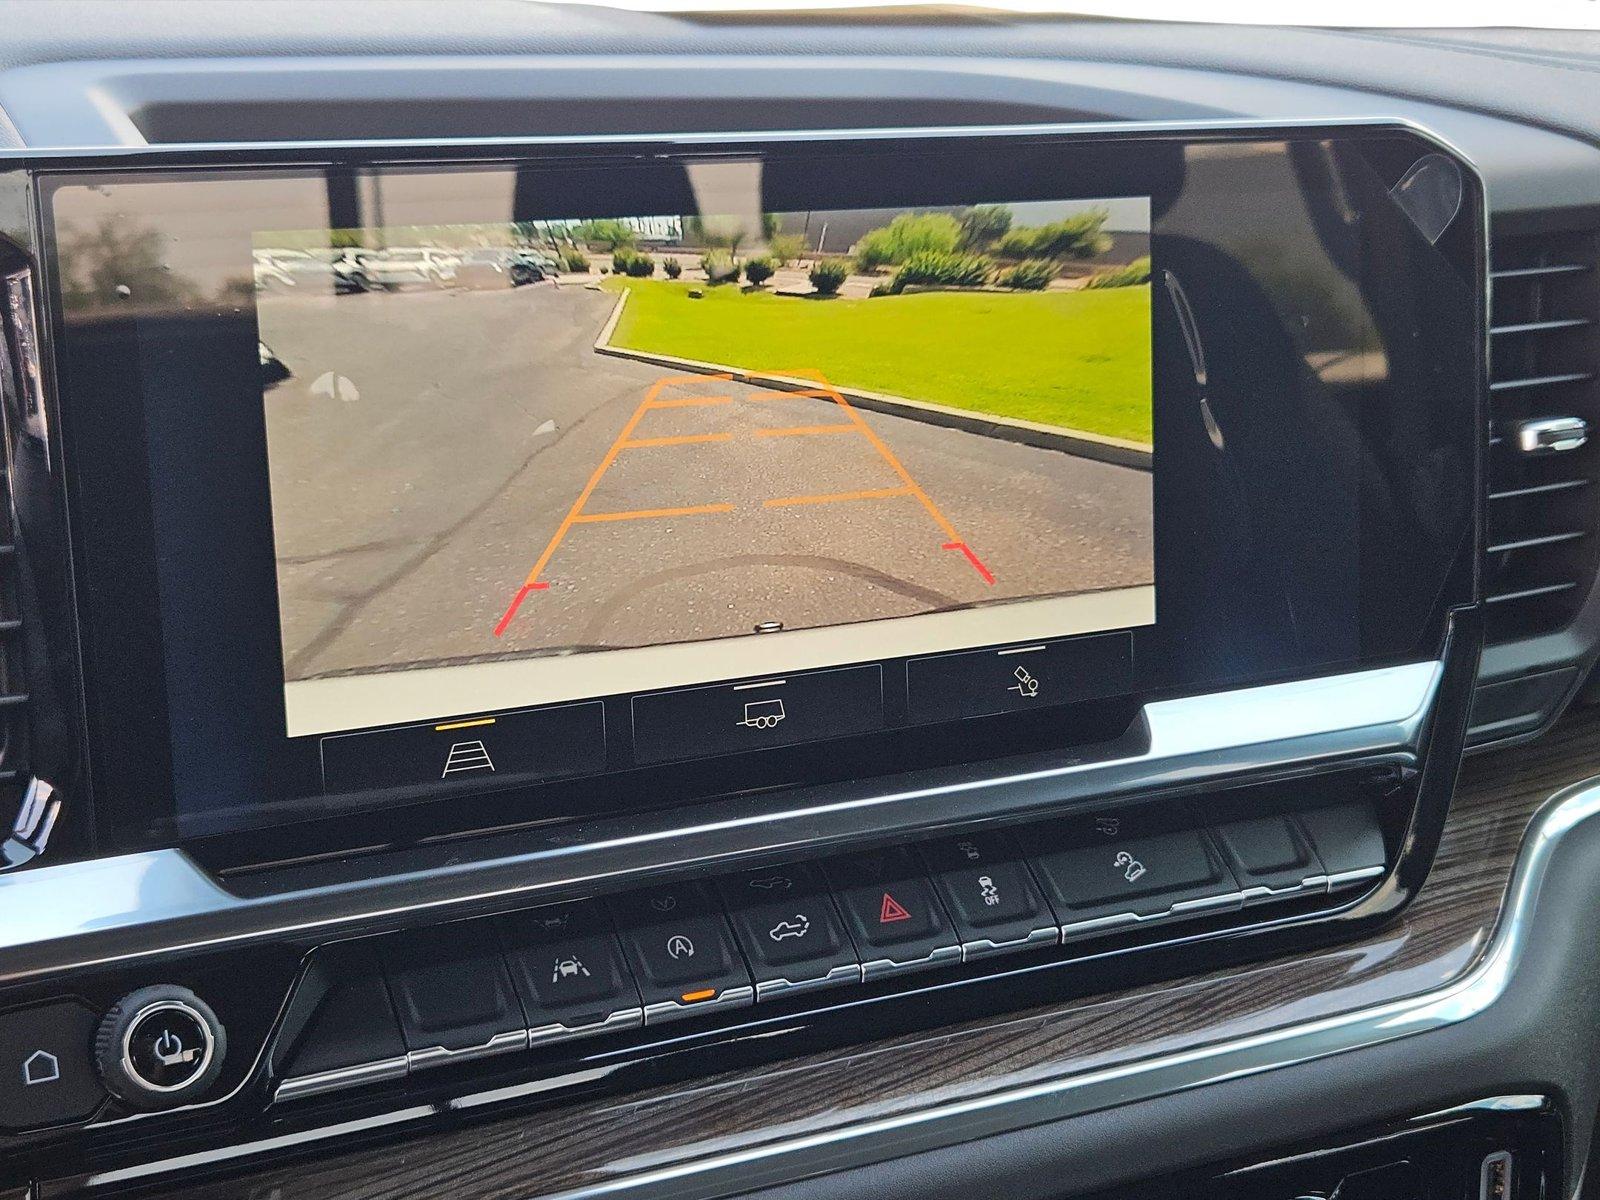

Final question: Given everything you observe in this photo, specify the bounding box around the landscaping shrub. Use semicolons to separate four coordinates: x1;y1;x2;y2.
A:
958;204;1013;249
809;258;850;295
700;250;740;284
573;219;636;251
743;256;775;286
997;211;1113;261
888;250;994;294
853;212;962;272
663;258;682;278
1082;256;1151;289
562;248;589;273
996;259;1055;291
767;233;805;265
612;248;653;276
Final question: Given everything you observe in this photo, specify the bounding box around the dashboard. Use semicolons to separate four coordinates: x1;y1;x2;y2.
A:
0;7;1599;1200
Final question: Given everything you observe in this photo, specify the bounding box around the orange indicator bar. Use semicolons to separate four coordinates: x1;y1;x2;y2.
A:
680;988;718;1003
434;717;496;732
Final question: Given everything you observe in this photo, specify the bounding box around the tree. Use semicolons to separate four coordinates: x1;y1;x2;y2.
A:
958;204;1013;249
573;219;637;251
684;215;748;254
852;212;963;272
58;218;201;310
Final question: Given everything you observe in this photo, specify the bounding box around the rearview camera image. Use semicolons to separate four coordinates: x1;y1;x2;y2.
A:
256;197;1155;736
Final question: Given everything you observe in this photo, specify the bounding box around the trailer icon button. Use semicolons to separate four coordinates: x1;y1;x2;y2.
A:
738;699;787;730
631;665;884;764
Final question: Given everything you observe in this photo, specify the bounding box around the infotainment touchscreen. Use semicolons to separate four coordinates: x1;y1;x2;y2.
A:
252;199;1155;738
37;126;1482;844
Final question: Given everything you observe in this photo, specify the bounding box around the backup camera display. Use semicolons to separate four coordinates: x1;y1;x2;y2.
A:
255;198;1155;737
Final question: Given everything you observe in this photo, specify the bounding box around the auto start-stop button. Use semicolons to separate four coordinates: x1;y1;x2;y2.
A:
95;986;226;1110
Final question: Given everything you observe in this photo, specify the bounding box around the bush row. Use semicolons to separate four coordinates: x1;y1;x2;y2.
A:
610;248;656;278
1081;256;1150;289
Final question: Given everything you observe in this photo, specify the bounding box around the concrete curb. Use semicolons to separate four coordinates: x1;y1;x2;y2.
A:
592;293;1152;471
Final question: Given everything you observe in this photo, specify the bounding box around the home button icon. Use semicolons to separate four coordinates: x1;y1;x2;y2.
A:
22;1049;60;1086
0;1001;106;1131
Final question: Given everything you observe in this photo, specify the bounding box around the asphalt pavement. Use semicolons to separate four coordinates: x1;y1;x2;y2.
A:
259;282;1153;682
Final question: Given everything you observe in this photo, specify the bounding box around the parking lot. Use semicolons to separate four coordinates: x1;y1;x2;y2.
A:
260;282;1154;683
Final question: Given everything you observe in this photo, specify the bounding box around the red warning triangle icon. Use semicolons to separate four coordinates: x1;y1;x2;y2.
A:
879;892;912;924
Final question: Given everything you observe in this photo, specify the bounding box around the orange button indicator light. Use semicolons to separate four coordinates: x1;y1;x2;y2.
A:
679;988;717;1003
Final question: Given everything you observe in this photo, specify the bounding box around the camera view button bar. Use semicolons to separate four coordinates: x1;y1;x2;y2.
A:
319;701;606;795
905;631;1134;725
630;665;884;766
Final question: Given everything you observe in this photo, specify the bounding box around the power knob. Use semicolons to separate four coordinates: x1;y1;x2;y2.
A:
95;986;226;1111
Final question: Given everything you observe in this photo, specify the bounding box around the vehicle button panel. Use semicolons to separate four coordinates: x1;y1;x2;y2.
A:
609;884;754;1023
918;832;1060;959
1031;827;1243;939
500;901;644;1044
1211;815;1328;903
379;921;528;1068
825;848;961;979
718;863;861;999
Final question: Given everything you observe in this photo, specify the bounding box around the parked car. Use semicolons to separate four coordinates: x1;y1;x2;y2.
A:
509;249;559;285
341;246;460;291
254;248;350;291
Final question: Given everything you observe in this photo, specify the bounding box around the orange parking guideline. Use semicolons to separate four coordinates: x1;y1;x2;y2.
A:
574;503;734;524
764;486;913;508
494;373;732;637
493;366;994;640
778;368;994;584
649;394;735;409
753;423;856;439
748;387;836;401
620;432;733;449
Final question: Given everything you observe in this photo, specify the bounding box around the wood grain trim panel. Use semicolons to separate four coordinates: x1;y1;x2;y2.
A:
147;708;1598;1200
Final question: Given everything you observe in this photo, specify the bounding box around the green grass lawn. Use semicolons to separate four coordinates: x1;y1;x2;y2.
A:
601;278;1152;445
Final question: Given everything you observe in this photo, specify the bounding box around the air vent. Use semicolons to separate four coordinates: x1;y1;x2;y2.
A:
1485;230;1600;643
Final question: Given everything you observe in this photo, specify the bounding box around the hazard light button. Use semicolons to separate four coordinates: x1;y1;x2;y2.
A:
824;848;960;980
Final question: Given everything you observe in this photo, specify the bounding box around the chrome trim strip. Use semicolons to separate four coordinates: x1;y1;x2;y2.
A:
1059;889;1246;942
407;1029;528;1072
0;660;1442;983
0;113;1465;163
1327;865;1388;889
642;986;755;1026
521;776;1600;1200
274;1056;409;1103
860;944;963;981
528;1007;645;1048
754;964;863;1001
960;926;1061;963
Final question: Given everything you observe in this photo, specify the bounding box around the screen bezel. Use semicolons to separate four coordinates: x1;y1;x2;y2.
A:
27;120;1485;860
